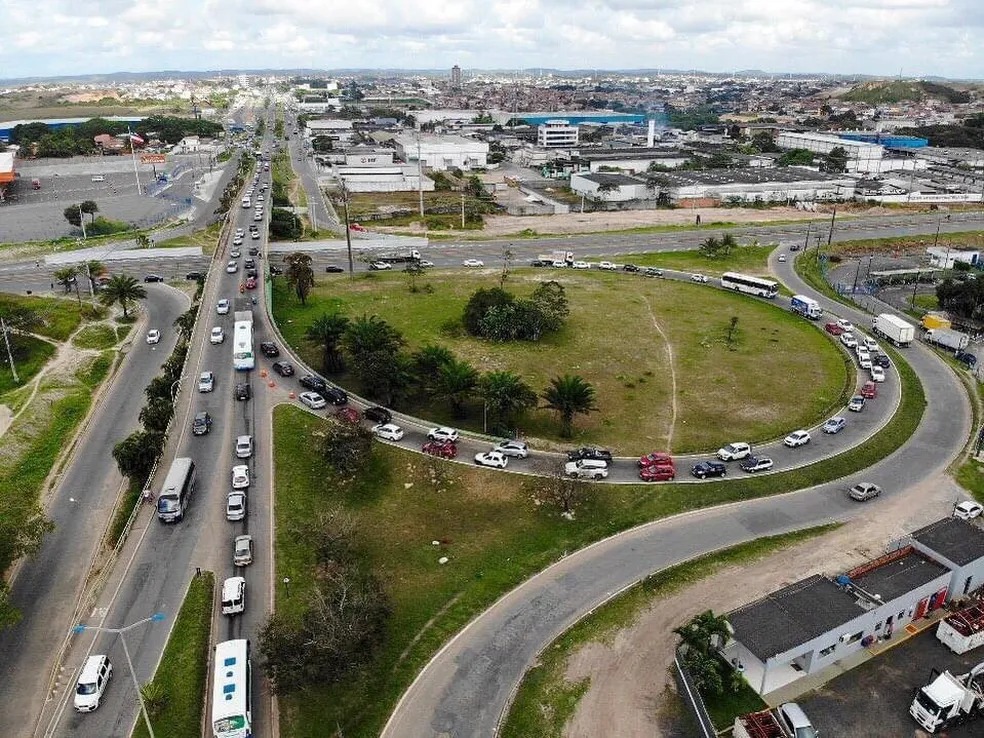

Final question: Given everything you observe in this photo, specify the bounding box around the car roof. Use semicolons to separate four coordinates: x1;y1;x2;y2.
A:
79;654;107;680
778;702;813;727
237;435;251;443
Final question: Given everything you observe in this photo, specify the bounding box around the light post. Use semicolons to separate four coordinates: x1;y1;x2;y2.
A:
72;612;166;738
283;576;291;597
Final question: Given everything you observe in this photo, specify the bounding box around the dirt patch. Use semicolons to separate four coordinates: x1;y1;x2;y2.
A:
561;472;966;738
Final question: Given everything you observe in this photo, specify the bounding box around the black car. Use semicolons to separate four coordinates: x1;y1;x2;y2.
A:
622;264;640;273
246;269;259;279
260;341;280;358
363;406;392;424
566;446;614;463
185;271;205;281
192;411;212;435
299;374;328;393
235;383;251;401
325;265;345;273
270;266;283;276
530;260;548;267
956;351;978;368
691;460;727;479
248;247;259;256
144;274;165;283
244;259;256;269
873;354;891;368
323;386;348;406
272;361;294;377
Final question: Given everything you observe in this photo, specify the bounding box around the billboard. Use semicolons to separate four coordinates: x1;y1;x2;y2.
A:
140;154;166;164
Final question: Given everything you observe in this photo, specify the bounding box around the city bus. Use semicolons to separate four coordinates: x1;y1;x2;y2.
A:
720;272;780;299
232;318;254;371
156;457;196;523
212;639;252;738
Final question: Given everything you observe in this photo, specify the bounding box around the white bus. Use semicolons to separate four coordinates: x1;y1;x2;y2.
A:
156;457;196;523
233;320;254;371
212;639;252;738
720;272;780;299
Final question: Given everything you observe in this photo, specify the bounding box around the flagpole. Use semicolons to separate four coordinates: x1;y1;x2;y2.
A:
129;128;142;196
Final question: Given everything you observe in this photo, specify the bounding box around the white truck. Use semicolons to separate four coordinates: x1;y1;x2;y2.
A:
910;660;984;733
376;248;421;264
733;709;790;738
925;327;970;352
790;295;823;320
536;250;575;267
872;313;915;347
937;602;984;654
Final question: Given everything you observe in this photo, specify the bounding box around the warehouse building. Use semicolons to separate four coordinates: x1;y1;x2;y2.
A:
391;133;488;171
776;131;884;173
578;148;690;174
645;167;855;206
569;172;650;202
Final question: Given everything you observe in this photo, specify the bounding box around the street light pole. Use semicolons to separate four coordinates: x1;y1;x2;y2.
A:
72;612;166;738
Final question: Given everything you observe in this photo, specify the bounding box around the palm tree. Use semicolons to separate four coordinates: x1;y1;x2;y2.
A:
541;374;598;439
284;252;315;305
479;371;538;433
673;610;732;656
412;344;454;395
98;274;146;319
435;358;479;418
305;312;350;374
53;266;77;294
173;308;197;341
84;260;105;291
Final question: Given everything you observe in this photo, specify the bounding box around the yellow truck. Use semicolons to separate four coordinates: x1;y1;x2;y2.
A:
922;313;952;330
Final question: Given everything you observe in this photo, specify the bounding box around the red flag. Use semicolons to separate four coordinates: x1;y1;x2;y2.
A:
129;133;145;145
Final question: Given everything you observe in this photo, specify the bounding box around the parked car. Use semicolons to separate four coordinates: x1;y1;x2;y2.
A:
848;395;865;412
259;341;280;358
822;416;847;434
848;482;881;501
861;381;877;399
639;451;673;468
217;299;230;314
322;386;348;405
146;329;161;345
567;447;614;463
427;426;460;443
954;501;984;520
956;351;977;368
740;456;774;473
639;465;675;482
143;274;164;283
298;391;325;409
185;271;205;281
363;406;392;424
824;322;845;336
870;365;886;383
776;702;819;738
691;460;727;479
235;383;251;401
622;263;640;273
564;458;609;480
198;371;214;392
494;439;530;458
233;535;253;566
210;327;225;344
226;492;247;521
192;411;212;436
271;361;294;377
783;430;811;448
372;423;404;441
235;435;253;459
325;265;345;273
475;450;509;468
717;442;751;461
463;259;485;268
231;465;250;490
422;439;457;458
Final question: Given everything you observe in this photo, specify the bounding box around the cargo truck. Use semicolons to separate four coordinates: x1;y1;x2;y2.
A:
872;313;915;347
925;327;970;352
375;249;421;264
938;602;984;654
536;250;575;266
910;660;984;733
922;313;952;330
790;295;823;320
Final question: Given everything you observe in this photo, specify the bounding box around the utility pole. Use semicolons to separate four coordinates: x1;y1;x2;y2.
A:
1;317;19;383
827;205;837;246
79;204;87;240
933;212;941;250
339;181;354;278
804;221;812;252
416;132;424;217
461;193;465;229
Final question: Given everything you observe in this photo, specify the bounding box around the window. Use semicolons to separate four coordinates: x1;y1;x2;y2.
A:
874;621;882;631
819;644;836;657
846;631;864;644
964;576;974;595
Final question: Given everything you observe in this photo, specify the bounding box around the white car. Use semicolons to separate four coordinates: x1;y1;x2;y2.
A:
427;426;459;443
372;423;405;441
777;254;787;262
870;365;886;382
231;465;250;490
954;501;984;520
836;318;854;332
232;236;244;246
857;351;872;369
717;442;751;461
419;260;435;268
691;273;708;283
474;450;509;468
146;329;161;345
863;337;879;352
369;261;392;271
597;261;617;271
198;371;214;392
210;327;225;344
235;228;245;237
493;439;529;458
571;261;591;270
462;259;485;268
217;299;230;315
784;430;811;448
225;261;238;273
230;249;241;258
226;492;247;522
299;391;326;409
840;332;858;348
235;435;253;459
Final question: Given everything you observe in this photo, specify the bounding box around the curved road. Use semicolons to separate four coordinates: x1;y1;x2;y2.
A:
381;250;972;737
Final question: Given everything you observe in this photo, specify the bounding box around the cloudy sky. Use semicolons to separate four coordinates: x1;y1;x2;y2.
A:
3;0;983;80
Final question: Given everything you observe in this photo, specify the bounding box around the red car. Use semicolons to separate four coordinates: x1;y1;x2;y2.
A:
824;322;845;336
245;276;258;290
860;381;877;399
639;465;675;482
334;407;360;424
639;451;674;469
422;440;457;459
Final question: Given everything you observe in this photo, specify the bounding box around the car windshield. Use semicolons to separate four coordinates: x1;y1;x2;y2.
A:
158;496;179;512
76;681;98;695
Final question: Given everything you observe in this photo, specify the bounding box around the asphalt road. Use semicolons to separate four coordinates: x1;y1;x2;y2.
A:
380;249;973;738
0;285;189;735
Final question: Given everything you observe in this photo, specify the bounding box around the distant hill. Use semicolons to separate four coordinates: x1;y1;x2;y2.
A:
840;80;972;104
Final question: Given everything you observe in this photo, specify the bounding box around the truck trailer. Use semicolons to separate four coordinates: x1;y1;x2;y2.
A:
872;313;915;347
910;660;984;733
376;249;421;264
925;327;970;352
938;602;984;654
790;295;823;320
536;250;575;266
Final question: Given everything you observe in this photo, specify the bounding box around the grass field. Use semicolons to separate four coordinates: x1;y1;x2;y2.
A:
500;525;837;738
132;573;214;738
0;293;95;341
621;244;775;277
0;336;55;396
72;324;117;350
155;222;222;252
272;271;849;453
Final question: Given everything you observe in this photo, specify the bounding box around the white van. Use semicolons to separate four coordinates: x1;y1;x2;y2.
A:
74;654;113;712
91;175;105;183
221;576;246;615
563;458;609;480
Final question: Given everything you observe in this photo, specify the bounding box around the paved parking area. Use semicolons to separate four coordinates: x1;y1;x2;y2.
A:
798;625;983;736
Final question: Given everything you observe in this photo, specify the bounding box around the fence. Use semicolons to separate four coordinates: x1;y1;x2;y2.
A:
673;646;717;738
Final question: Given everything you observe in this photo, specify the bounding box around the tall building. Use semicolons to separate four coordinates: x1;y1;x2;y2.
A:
537;120;579;148
450;65;462;90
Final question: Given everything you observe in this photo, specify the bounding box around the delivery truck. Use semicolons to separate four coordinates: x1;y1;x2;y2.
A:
872;313;915;347
937;602;984;654
375;249;421;264
925;327;970;352
910;660;984;733
790;295;823;320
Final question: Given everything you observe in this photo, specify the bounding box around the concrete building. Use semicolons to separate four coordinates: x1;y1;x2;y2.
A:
776;131;884;173
450;65;462;90
927;246;982;269
305;119;355;146
537;120;579;148
578;147;689;174
297;100;342;115
647;167;855;206
914;147;984;170
570;172;650;202
392;133;488;171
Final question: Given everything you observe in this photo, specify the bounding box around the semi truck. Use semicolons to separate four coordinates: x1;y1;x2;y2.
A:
790;295;823;320
910;660;984;733
925;327;970;352
938;602;984;654
536;250;575;266
872;313;915;347
375;249;421;264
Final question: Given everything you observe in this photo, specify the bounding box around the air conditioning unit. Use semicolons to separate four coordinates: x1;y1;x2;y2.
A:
840;633;853;643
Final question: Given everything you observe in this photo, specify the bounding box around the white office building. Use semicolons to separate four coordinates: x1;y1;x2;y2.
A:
392;134;488;171
776;131;884;174
537;120;579;148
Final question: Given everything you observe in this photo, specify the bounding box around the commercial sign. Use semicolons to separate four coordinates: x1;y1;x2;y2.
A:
140;154;166;164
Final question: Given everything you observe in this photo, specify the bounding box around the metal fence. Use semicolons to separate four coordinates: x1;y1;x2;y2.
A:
673;646;717;738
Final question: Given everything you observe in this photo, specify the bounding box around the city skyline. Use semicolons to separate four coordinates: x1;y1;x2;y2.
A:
2;0;983;81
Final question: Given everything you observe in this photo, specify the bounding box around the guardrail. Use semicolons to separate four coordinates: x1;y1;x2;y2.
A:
673;645;717;738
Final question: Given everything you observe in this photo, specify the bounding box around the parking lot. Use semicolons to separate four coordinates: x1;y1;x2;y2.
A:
798;621;982;736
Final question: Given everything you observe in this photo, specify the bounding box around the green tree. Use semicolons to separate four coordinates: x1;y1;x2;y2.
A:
305;312;350;374
823;146;849;173
79;200;99;223
53;266;77;293
98;274;146;318
173;307;198;342
284;252;315;305
529;281;569;334
412;344;454;396
699;236;722;258
63;205;82;228
778;148;815;167
541;374;598;438
435;358;479;418
463;287;514;335
319;420;373;476
343;315;409;405
674;610;734;696
112;430;164;484
139;397;174;434
479;370;538;433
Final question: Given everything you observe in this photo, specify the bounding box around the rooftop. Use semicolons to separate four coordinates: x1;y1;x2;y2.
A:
913;517;984;566
850;549;948;603
727;575;863;661
648;166;851;187
578;148;688;162
576;172;646;186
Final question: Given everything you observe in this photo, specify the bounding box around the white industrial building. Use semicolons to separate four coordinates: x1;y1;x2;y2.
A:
305;119;355;146
569;172;650;202
537;120;579;148
392;134;488;171
776;131;884;173
646;167;855;205
927;246;982;269
331;149;433;193
297;100;342;115
578;148;690;174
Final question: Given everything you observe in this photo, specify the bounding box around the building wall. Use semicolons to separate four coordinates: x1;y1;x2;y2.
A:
570;173;649;202
663;179;854;204
911;540;984;597
537;121;579;148
587;156;688;173
393;137;489;171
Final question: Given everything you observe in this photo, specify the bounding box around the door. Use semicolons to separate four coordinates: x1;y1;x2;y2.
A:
914;597;930;620
929;587;949;612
